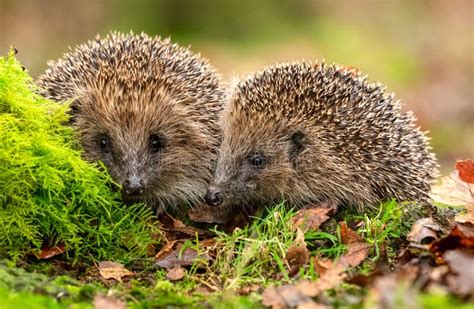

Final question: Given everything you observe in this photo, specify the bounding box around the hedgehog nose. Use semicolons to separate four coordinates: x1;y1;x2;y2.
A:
123;176;145;196
205;188;223;206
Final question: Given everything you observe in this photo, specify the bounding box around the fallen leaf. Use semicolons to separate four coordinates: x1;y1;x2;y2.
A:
159;214;214;237
345;269;384;287
155;245;210;270
291;201;337;232
166;266;186;281
312;257;332;276
93;294;126;309
97;261;134;282
261;282;319;309
238;284;261;296
456;159;474;184
155;240;181;260
337;242;371;268
262;240;370;308
443;250;474;297
430;170;474;207
285;229;310;276
339;222;362;245
366;274;417;309
37;245;65;259
407;217;442;245
455;203;474;224
172;218;210;236
451;222;474;248
429;222;474;263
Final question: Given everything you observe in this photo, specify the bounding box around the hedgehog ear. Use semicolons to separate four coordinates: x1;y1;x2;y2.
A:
288;130;307;164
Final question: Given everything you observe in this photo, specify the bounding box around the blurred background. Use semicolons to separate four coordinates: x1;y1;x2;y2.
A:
1;0;472;172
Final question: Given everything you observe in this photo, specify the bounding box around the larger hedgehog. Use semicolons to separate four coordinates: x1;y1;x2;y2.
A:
205;62;438;209
38;32;225;212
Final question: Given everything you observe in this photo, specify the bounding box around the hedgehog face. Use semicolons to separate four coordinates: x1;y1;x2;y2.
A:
75;91;215;212
205;116;306;208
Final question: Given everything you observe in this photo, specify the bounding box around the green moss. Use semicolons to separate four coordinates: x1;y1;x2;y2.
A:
0;53;160;262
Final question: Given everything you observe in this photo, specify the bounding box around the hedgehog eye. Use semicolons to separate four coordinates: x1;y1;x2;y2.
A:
248;154;266;169
98;134;111;152
149;135;163;152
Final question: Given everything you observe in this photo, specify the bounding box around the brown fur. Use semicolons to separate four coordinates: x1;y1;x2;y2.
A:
37;32;225;212
207;62;438;210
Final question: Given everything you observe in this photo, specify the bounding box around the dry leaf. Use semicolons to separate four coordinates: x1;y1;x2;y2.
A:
337;242;371;268
407;217;442;244
430;170;474;207
155;245;210;270
443;249;474;297
456;159;474;184
155;240;181;260
312;257;333;275
339;222;362;244
37;245;65;259
262;282;318;309
286;229;310;276
238;284;261;296
455;203;474;224
97;261;134;282
159;214;213;237
166;266;186;281
262;240;370;308
93;294;126;309
291;201;337;232
430;222;474;264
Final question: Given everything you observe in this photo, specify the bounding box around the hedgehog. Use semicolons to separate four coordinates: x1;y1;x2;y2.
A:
37;32;225;213
204;62;438;210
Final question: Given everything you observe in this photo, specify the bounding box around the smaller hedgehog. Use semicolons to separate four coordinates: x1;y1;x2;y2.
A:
205;62;438;210
38;32;225;212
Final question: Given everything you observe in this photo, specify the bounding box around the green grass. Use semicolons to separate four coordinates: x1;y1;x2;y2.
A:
1;199;466;308
209;202;301;289
0;52;160;262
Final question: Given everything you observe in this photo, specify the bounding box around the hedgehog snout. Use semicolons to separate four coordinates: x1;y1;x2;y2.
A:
123;175;145;197
204;186;223;206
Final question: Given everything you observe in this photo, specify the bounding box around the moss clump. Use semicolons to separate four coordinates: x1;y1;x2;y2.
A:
0;53;159;262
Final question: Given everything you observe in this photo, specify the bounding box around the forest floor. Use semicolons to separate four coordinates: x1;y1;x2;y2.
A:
1;161;473;308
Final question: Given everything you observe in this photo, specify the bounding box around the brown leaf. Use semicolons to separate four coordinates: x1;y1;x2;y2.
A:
155;240;181;260
429;222;474;264
159;214;214;237
430;170;474;207
451;222;474;248
407;217;442;245
238;284;261;296
367;274;417;309
443;249;474;297
261;282;319;309
339;222;362;245
337;242;371;268
97;261;134;282
312;256;332;275
455;203;474;224
291;201;337;232
286;229;310;276
262;240;370;308
93;294;126;309
37;245;65;259
166;266;186;281
155;244;210;270
456;159;474;184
